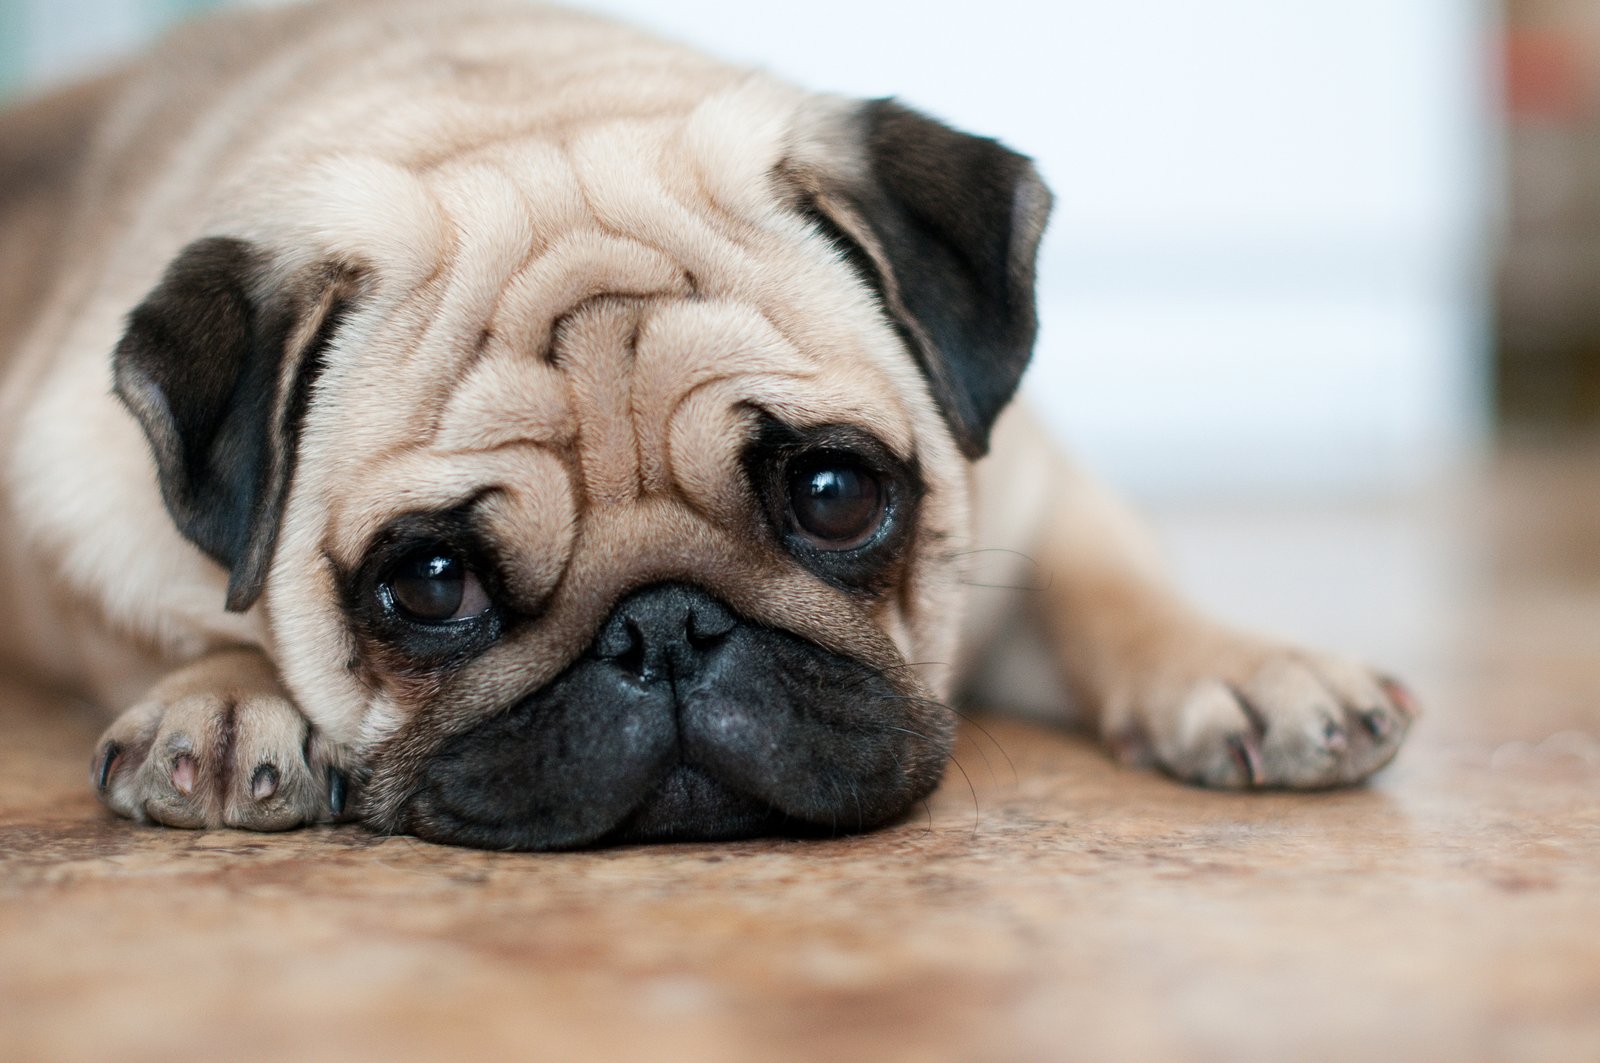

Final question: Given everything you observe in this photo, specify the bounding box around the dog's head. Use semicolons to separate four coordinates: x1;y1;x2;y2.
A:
111;85;1050;849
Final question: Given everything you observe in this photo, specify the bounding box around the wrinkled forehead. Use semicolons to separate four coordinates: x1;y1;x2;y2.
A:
308;109;932;556
330;291;918;547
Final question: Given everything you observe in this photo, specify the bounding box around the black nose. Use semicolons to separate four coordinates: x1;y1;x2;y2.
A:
592;583;737;682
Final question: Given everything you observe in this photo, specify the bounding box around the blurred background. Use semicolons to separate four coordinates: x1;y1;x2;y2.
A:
0;0;1590;503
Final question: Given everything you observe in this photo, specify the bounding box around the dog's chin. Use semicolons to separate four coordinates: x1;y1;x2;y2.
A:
605;764;790;844
400;755;910;852
403;759;808;851
396;703;944;851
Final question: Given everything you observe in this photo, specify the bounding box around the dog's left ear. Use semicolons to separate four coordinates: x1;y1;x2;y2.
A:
788;99;1053;458
112;237;362;612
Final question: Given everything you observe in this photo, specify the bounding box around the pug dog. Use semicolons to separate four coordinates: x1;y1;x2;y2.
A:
0;0;1414;849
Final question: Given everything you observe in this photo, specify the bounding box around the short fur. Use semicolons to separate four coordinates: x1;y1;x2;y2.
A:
0;0;1413;849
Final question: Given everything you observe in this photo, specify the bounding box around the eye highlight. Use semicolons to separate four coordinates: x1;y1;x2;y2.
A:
342;504;514;672
740;417;924;597
382;545;491;625
787;456;885;550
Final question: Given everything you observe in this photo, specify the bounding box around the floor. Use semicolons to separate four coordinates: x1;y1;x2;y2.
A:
2;446;1597;1063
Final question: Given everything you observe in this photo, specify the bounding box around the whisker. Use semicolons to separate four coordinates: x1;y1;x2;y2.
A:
955;719;998;785
882;724;942;746
944;706;1018;787
933;545;1056;593
946;752;981;837
846;659;1019;790
958;577;1051;593
873;694;999;784
882;718;978;832
945;546;1043;566
881;727;982;835
842;660;953;688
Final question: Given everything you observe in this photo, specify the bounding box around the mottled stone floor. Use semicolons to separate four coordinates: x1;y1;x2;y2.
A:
3;446;1597;1062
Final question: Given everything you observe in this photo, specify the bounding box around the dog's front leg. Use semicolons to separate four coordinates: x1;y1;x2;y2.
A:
1027;453;1418;789
92;648;350;830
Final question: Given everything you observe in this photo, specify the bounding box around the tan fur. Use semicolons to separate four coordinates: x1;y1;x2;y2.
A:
0;0;1412;834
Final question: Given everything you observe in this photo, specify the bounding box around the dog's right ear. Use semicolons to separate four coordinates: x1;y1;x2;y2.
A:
784;99;1052;460
112;237;362;613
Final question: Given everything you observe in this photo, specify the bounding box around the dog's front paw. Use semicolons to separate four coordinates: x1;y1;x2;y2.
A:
92;650;348;830
1107;642;1417;790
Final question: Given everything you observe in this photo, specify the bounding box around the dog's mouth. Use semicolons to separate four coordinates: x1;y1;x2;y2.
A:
388;583;952;851
606;763;791;844
401;747;821;851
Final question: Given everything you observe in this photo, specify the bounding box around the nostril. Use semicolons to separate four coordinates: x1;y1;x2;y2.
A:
615;619;647;678
685;623;728;654
594;584;738;679
687;601;736;649
596;611;650;676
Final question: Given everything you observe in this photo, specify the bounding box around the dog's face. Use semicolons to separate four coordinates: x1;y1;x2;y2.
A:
110;86;1050;849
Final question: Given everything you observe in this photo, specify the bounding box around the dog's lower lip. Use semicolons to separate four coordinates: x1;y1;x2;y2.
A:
607;761;784;843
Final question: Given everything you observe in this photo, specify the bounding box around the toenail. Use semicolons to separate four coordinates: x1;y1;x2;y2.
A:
171;754;197;794
327;769;347;817
1362;708;1393;739
1107;724;1153;766
251;763;279;801
95;743;122;792
1379;677;1420;718
1227;734;1264;786
1323;720;1348;752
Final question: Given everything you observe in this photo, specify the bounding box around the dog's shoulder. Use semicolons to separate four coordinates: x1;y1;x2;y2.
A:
0;72;124;198
0;73;129;359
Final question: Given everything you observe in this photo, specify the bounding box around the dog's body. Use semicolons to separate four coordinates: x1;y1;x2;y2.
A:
0;0;1411;848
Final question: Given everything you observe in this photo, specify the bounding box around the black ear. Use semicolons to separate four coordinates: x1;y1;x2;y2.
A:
794;99;1052;458
112;237;360;612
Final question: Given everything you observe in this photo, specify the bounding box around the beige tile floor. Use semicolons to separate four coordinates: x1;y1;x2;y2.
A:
1;445;1597;1062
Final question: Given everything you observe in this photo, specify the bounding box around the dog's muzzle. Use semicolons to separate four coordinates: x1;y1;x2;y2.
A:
399;583;951;850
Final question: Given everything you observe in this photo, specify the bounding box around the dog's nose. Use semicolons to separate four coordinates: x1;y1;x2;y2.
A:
593;583;737;683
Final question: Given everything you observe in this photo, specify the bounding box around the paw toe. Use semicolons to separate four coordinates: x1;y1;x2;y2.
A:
1128;647;1415;791
1239;661;1352;788
93;686;341;832
1156;681;1263;789
221;700;326;831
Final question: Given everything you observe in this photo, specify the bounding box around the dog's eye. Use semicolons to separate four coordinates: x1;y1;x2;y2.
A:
787;456;885;549
383;546;491;624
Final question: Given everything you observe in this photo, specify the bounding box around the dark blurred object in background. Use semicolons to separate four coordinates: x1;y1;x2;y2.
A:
1500;0;1600;435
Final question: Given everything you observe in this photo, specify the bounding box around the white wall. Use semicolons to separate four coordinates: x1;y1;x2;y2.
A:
582;0;1499;500
11;0;1498;500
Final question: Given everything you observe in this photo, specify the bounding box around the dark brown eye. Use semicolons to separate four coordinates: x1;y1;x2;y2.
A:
788;456;885;549
384;546;490;624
